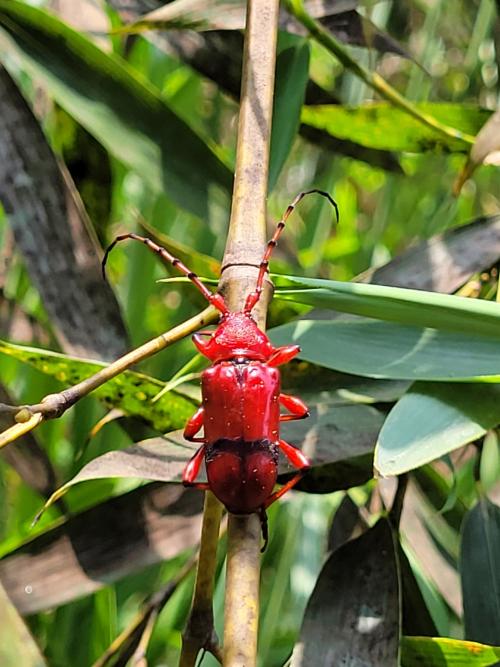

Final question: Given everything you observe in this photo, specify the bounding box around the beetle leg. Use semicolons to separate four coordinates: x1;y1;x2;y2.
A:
279;393;309;421
264;439;310;509
182;408;210;490
182;444;210;490
277;438;311;468
268;345;301;367
183;407;205;443
259;507;269;552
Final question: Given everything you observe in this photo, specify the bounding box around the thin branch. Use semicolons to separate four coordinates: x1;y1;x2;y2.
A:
285;0;475;146
180;493;225;666
0;306;217;449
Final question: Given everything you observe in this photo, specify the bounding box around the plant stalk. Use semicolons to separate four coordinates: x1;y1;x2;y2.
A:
180;492;225;666
218;1;280;665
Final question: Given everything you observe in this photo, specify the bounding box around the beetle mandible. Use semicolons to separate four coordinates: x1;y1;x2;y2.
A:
103;190;338;544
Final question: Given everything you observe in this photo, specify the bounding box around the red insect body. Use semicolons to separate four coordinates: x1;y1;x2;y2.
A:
103;190;338;540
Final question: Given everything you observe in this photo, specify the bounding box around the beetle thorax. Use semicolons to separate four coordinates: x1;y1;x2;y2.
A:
193;312;274;362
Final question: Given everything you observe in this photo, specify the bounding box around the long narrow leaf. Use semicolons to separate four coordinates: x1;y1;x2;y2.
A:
461;499;500;645
269;320;500;381
401;636;500;666
302;103;490;153
273;274;500;340
0;0;232;218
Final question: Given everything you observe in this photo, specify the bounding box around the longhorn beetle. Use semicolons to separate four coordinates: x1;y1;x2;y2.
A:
103;190;338;546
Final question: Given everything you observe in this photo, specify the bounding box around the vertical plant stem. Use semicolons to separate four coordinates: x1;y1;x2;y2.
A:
180;493;224;666
218;1;280;666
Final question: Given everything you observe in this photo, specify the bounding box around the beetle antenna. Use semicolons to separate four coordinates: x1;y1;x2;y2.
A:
102;233;228;315
244;189;339;313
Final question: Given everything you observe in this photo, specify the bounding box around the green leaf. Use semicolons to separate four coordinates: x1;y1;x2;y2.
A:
460;498;500;645
301;103;490;152
375;383;500;476
399;546;438;636
480;431;500;493
401;636;500;666
269;320;500;381
273;274;500;339
0;340;197;432
0;580;47;666
268;35;310;190
291;518;400;666
0;0;232;218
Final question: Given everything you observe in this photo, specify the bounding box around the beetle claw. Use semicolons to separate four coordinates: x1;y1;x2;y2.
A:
259;507;269;552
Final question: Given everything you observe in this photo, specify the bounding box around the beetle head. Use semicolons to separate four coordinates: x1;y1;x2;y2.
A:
193;312;274;362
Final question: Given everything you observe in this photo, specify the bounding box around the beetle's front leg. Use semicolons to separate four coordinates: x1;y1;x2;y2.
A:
183;406;205;442
279;393;309;421
268;345;300;367
182;407;210;490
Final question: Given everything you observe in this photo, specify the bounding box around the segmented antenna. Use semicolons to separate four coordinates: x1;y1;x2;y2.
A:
244;189;339;313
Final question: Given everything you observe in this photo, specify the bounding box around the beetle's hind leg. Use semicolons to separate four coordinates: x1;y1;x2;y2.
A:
259;507;269;552
264;439;310;509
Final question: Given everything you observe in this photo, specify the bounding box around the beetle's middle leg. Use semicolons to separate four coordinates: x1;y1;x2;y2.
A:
182;407;210;490
279;393;309;421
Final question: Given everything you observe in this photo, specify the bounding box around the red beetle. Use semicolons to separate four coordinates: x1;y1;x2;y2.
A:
103;190;338;543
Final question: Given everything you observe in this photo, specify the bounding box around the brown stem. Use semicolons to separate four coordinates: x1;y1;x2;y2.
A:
180;493;225;666
218;1;280;666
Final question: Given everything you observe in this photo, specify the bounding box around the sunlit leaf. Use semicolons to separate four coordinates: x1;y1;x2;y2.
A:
0;340;197;432
401;636;500;666
375;383;500;476
301;103;489;152
137;214;221;279
273;274;500;339
291;518;399;666
460;498;500;645
0;0;232;218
